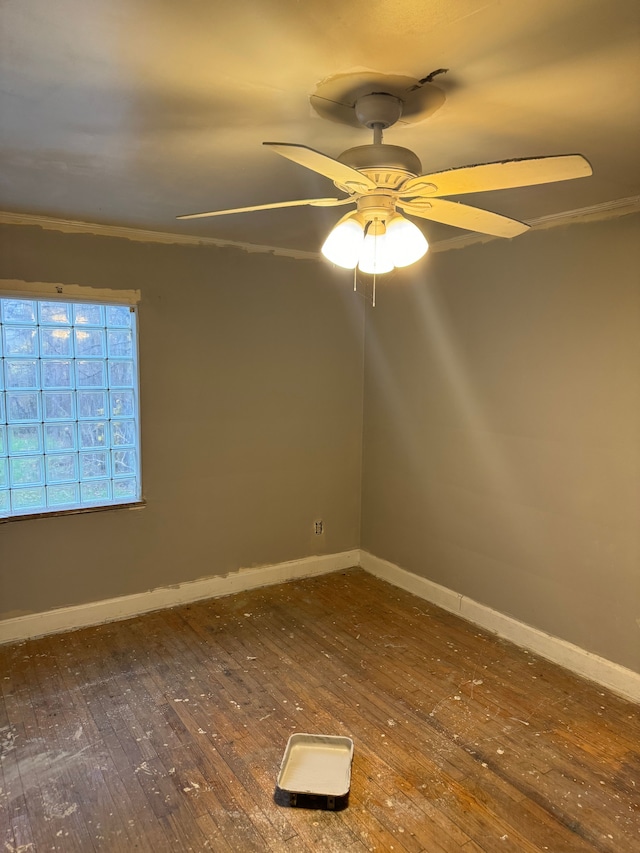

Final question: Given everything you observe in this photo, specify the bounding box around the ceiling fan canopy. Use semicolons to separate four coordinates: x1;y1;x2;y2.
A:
177;74;592;277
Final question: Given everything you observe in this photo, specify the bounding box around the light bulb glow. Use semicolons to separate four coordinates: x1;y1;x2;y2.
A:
358;228;394;274
322;210;428;276
321;217;364;269
385;215;429;267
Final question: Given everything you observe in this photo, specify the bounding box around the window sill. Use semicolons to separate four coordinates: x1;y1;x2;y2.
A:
0;499;146;524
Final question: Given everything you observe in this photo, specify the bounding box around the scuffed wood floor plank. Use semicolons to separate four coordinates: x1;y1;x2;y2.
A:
1;569;638;852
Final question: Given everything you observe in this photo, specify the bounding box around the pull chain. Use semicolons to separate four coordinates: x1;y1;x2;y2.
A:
372;217;378;307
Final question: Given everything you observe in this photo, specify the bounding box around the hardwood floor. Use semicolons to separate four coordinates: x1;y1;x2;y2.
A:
1;568;638;852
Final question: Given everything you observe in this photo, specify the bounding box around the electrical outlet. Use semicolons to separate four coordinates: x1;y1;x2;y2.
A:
314;520;324;535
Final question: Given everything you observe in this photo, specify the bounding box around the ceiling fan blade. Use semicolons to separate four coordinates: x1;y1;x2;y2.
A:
399;198;529;238
400;154;592;198
177;196;352;220
264;142;378;192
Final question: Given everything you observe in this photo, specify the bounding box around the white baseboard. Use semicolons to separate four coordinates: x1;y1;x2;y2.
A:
360;550;640;704
4;546;638;704
0;550;359;645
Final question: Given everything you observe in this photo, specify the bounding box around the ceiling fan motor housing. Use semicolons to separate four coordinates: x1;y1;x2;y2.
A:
336;144;422;192
356;194;397;222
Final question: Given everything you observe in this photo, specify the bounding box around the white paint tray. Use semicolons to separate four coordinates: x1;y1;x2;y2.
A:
275;733;354;810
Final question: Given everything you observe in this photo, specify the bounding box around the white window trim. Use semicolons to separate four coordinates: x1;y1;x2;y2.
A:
0;279;140;306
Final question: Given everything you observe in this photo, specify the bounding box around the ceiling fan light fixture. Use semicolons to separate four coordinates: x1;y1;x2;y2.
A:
321;213;365;269
385;214;429;267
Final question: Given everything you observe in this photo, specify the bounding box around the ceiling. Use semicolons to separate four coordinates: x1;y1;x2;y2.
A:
1;0;639;255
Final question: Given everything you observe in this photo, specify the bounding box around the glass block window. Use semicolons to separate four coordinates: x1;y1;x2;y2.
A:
0;297;140;517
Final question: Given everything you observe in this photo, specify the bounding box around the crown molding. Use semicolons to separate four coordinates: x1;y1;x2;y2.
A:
431;194;640;253
1;194;638;258
0;211;319;261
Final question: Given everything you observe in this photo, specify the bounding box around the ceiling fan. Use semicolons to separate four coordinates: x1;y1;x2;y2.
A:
177;81;592;276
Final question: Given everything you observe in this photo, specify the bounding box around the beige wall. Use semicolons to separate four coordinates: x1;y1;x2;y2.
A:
0;225;364;617
362;213;640;672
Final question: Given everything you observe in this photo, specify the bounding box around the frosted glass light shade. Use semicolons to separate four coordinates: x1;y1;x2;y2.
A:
321;218;364;269
358;231;394;274
386;215;429;267
322;211;428;275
